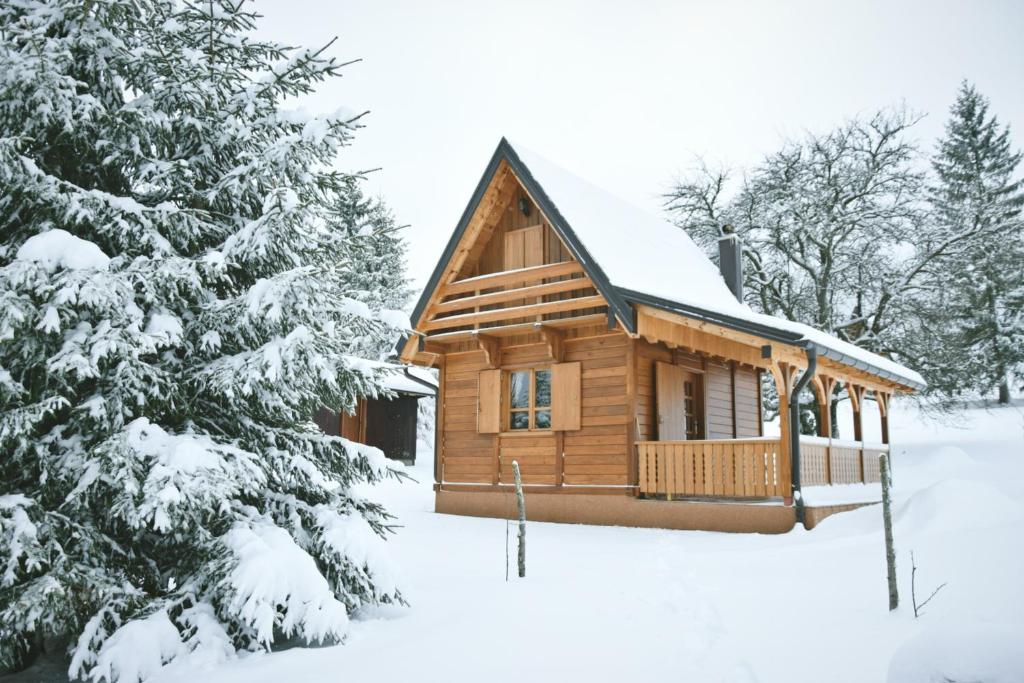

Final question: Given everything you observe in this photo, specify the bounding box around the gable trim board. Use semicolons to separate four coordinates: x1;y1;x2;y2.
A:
403;138;923;394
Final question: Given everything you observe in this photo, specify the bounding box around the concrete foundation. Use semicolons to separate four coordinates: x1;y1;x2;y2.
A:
436;489;798;534
802;501;879;529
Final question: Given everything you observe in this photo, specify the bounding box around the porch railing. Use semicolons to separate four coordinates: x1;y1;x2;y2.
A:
798;436;887;486
637;438;787;499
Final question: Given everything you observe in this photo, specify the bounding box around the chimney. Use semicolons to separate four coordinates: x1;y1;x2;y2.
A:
718;225;743;302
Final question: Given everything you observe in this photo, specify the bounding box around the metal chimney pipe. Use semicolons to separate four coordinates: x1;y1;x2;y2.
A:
717;225;744;303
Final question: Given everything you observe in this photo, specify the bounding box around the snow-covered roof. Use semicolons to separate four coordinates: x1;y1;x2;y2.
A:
381;365;437;397
505;140;925;391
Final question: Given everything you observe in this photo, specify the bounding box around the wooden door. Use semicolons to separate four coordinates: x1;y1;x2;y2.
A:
656;362;702;440
364;397;419;463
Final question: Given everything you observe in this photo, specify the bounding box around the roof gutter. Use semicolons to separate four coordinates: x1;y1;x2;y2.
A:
402;366;439;395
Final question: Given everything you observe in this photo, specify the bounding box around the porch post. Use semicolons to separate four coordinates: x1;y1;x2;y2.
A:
812;375;835;484
848;383;865;442
811;375;835;438
770;362;796;504
877;391;891;445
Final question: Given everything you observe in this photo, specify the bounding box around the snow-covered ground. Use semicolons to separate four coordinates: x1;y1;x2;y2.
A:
150;401;1022;682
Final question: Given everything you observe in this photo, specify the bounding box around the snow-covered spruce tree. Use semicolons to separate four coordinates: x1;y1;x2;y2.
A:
327;176;412;360
0;2;407;680
925;82;1024;403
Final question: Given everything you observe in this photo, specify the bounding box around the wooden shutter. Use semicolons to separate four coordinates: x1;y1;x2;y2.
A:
504;225;544;271
656;362;687;440
551;361;581;431
477;369;501;433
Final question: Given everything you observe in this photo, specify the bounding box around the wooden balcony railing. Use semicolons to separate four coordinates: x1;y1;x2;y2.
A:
637;438;788;500
423;261;604;334
798;436;887;486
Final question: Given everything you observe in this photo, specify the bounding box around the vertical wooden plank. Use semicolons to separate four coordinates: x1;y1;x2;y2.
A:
656;447;667;496
724;441;735;497
638;444;648;494
477;369;502;433
754;442;767;497
550;362;581;431
435;357;446;485
663;446;671;499
625;338;639;487
682;443;695;495
692;440;708;493
712;442;724;496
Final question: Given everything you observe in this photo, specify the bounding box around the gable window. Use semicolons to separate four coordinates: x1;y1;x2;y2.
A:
508;368;551;430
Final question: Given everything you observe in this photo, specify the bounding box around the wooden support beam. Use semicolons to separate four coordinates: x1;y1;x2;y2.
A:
424;295;605;331
473;332;501;368
847;383;866;442
536;325;564;362
441;261;585;297
876;390;891;445
434;276;594;314
810;375;836;438
770;361;798;502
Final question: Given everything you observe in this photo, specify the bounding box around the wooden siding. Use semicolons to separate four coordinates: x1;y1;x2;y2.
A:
439;332;632;489
634;338;761;441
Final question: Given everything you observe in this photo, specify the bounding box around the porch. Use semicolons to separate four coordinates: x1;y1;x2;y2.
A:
637;436;887;501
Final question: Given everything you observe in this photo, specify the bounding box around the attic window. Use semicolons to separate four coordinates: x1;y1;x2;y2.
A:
508;368;551;430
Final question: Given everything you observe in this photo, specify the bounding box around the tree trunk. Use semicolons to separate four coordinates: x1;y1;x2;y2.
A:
998;377;1010;404
881;453;899;611
512;460;526;578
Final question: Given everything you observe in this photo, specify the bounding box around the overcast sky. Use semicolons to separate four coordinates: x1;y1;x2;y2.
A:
255;0;1024;292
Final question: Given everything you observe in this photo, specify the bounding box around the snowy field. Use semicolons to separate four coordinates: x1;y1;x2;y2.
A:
129;402;1024;682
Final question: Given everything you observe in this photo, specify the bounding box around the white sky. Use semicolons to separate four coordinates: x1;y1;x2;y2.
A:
255;0;1024;293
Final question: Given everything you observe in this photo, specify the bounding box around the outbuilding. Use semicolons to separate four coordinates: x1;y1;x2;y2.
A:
315;365;437;465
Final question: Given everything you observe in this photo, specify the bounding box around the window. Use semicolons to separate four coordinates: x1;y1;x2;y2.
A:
508;368;551;430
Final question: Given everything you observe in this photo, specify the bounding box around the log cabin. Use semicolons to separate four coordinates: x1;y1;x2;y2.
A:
398;139;925;532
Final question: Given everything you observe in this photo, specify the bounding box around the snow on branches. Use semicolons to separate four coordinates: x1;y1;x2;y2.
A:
0;1;409;679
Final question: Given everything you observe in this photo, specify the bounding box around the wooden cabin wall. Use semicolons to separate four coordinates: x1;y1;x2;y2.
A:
634;338;762;440
705;361;734;439
460;186;573;279
734;366;762;437
439;331;632;489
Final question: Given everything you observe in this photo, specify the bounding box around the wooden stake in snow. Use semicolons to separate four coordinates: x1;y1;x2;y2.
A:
512;460;526;578
880;452;899;611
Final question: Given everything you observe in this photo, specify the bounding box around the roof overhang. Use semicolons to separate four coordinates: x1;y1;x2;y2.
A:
621;288;925;392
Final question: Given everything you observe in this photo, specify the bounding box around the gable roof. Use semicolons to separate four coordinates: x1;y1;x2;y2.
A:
410;138;925;391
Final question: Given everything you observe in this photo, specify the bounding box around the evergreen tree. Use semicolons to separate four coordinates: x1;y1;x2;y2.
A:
0;2;407;679
328;177;412;360
926;81;1024;403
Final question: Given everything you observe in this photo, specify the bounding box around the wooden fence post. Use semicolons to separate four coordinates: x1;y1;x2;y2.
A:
512;460;526;578
880;453;899;611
